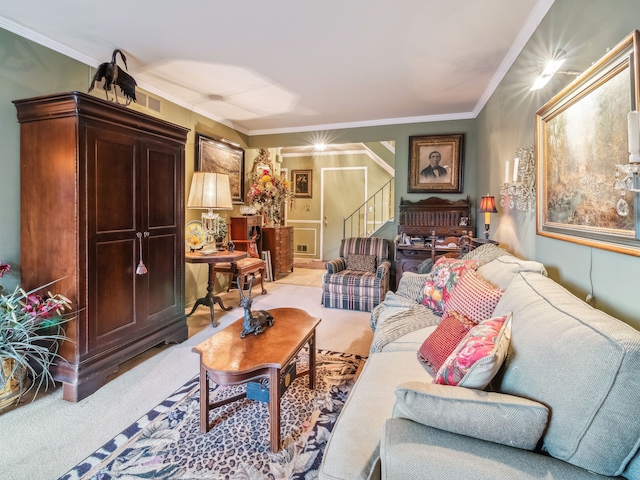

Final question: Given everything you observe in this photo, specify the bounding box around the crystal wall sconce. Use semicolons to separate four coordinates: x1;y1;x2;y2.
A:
500;145;535;212
613;111;640;218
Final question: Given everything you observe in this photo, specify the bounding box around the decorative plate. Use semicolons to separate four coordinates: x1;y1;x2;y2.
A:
185;220;205;250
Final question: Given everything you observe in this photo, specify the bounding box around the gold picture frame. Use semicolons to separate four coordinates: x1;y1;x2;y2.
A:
408;134;464;193
536;30;640;256
292;169;312;198
196;133;245;204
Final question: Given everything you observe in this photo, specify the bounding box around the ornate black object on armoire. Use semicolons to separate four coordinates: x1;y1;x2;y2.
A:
14;92;190;401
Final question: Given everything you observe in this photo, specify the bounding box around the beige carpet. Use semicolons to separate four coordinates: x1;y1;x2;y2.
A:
1;281;372;480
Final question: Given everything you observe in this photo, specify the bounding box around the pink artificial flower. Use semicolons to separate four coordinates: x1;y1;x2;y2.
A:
0;262;10;278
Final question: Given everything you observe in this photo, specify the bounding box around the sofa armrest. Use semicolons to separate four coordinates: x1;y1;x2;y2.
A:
326;258;346;274
393;381;548;451
376;260;391;279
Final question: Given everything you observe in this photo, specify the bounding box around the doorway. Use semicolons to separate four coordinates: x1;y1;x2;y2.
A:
321;167;366;260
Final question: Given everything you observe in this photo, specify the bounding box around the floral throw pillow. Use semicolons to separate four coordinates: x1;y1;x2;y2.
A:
434;312;512;389
346;254;377;272
422;257;479;314
417;310;476;374
444;270;504;324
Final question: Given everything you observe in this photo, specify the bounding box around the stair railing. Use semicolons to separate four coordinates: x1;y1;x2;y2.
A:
343;179;394;238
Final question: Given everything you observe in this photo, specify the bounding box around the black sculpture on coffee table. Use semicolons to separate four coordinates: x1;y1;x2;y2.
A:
239;277;274;338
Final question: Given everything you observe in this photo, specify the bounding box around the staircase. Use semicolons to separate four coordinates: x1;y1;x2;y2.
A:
343;179;394;238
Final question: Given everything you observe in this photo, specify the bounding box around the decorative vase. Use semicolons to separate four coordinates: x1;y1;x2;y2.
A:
264;204;281;227
0;358;30;411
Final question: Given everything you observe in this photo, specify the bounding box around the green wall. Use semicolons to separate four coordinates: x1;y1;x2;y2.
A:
476;0;640;328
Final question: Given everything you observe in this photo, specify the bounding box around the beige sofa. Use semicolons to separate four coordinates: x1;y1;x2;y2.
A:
319;246;640;480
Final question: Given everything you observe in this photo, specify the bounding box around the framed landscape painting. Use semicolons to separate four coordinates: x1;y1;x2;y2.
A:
536;30;640;256
408;134;464;193
196;133;245;204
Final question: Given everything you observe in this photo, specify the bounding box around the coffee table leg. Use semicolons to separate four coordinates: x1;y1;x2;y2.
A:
309;331;316;390
200;364;210;433
269;367;281;452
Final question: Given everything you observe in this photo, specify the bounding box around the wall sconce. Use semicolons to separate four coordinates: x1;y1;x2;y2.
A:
613;111;640;220
478;194;498;239
187;172;233;254
500;145;535;212
530;49;581;91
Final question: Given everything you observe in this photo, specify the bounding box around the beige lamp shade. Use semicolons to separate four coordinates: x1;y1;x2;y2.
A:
187;172;233;210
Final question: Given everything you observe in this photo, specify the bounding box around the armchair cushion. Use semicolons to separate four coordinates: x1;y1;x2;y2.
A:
346;253;377;272
393;382;549;450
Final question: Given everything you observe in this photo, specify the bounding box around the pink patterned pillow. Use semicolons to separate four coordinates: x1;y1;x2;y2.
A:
418;311;476;373
444;270;504;324
434;313;512;389
422;257;479;313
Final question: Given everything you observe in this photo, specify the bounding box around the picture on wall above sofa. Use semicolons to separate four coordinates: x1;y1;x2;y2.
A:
536;30;640;256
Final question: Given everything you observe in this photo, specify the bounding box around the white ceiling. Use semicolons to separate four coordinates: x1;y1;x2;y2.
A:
0;0;553;135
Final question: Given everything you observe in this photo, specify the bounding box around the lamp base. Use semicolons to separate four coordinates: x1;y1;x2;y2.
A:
484;223;490;240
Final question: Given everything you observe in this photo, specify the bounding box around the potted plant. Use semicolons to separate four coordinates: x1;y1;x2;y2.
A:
0;262;72;410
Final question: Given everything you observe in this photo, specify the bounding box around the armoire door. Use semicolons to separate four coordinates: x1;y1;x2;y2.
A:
85;124;141;356
142;139;184;327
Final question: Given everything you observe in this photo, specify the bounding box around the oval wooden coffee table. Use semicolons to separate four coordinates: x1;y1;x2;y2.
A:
191;307;321;452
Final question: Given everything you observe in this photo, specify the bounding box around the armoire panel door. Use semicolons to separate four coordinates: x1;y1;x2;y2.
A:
141;139;184;326
86;126;143;354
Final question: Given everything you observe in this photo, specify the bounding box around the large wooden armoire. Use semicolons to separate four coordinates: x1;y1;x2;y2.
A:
14;92;190;402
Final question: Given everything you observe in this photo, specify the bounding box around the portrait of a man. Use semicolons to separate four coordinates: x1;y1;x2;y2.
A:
419;150;450;182
408;134;464;193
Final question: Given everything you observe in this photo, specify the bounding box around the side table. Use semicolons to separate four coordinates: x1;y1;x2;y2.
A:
185;250;248;327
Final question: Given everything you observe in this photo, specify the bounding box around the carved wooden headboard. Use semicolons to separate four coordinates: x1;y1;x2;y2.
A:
398;197;473;237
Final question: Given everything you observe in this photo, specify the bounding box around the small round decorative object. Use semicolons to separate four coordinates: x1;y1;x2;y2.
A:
185;220;205;250
616;198;630;216
239;205;258;216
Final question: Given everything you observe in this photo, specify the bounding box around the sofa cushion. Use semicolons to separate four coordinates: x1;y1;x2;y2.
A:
444;270;504;324
319;350;433;480
492;273;640;476
434;313;511;389
381;419;619;480
417;311;475;373
422;257;479;313
393;382;549;450
477;255;547;290
346;253;377;272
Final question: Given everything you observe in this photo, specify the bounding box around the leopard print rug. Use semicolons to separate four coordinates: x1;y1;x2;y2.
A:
60;350;365;480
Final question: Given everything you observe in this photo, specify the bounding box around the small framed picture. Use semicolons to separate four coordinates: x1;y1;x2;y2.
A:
408;134;465;193
292;169;312;198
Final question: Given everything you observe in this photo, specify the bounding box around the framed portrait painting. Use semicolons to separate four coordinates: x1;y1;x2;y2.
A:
408;134;464;193
536;30;640;256
196;133;245;204
292;169;312;198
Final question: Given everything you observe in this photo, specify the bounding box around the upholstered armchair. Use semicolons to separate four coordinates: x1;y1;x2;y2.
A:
321;237;391;312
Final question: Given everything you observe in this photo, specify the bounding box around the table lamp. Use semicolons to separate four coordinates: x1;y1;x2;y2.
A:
188;172;233;254
478;194;498;239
